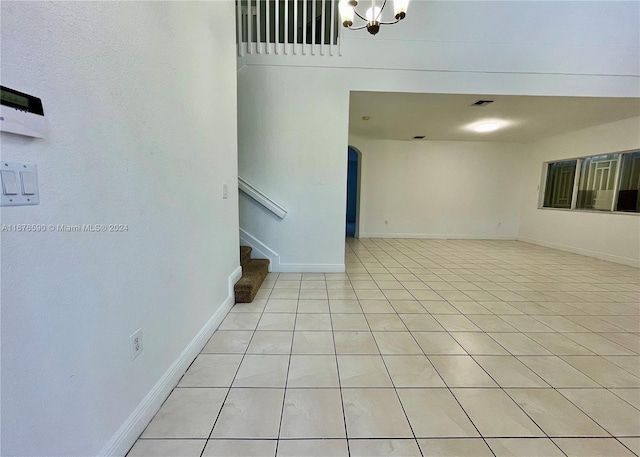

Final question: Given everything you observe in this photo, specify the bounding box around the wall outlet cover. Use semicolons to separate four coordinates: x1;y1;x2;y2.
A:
130;329;143;360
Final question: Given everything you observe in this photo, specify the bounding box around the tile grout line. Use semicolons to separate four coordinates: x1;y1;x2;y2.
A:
386;239;637;442
328;283;352;457
353;241;496;453
273;279;300;457
379;282;497;455
133;240;639;456
393;246;639;435
349;244;426;456
350;238;626;455
200;272;279;456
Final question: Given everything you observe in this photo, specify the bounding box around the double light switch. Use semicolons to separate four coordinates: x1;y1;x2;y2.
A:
1;162;39;206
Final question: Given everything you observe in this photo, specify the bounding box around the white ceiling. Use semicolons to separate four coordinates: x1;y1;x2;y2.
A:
349;92;640;143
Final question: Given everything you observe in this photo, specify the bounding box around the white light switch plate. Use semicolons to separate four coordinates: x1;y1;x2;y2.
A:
1;162;39;206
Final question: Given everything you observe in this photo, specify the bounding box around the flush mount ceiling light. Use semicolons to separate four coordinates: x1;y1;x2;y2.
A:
464;119;510;134
473;122;500;133
339;0;410;35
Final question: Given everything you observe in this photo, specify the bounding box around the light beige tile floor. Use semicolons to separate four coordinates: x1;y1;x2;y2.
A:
129;239;640;456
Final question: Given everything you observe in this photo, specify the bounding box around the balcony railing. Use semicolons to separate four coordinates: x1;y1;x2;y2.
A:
236;0;341;56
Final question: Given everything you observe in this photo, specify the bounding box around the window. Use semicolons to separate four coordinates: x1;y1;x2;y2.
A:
576;154;618;211
543;161;576;208
541;150;639;214
617;151;640;213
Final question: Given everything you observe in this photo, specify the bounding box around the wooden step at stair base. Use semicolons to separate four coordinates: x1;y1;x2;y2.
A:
234;248;269;303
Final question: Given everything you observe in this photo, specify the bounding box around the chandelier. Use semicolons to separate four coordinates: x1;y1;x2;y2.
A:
339;0;410;35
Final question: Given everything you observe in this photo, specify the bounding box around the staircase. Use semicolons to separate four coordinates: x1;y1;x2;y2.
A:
234;246;270;303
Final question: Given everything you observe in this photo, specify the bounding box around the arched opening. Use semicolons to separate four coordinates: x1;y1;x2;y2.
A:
346;146;361;238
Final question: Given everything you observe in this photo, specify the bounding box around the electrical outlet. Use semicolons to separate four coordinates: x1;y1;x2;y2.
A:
130;329;143;360
222;184;228;199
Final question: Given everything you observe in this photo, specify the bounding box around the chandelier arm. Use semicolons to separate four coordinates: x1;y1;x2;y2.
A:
353;0;388;22
345;0;406;33
353;9;368;22
376;0;388;21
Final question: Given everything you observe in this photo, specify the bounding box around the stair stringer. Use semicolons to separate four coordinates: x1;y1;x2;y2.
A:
239;227;279;273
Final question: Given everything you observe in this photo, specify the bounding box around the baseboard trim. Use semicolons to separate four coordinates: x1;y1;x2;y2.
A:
239;227;280;272
359;233;517;240
518;237;640;268
276;263;346;273
228;265;243;295
98;266;241;457
239;228;345;273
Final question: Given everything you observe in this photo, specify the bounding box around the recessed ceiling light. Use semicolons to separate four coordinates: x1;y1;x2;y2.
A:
473;121;500;133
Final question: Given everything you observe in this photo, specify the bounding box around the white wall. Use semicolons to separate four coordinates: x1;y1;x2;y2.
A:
237;1;638;271
1;2;239;456
242;1;639;80
518;117;640;267
238;69;637;272
237;66;350;272
349;137;525;239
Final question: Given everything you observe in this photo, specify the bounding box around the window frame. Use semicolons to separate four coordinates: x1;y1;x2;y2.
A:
540;160;579;209
539;149;640;215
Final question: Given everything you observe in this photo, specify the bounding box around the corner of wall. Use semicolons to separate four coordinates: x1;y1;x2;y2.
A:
515;142;536;240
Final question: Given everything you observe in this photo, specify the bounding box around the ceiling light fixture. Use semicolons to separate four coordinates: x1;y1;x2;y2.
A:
339;0;410;36
465;119;512;134
473;122;500;133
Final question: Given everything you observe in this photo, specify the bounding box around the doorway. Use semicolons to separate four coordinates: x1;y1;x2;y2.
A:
346;146;360;237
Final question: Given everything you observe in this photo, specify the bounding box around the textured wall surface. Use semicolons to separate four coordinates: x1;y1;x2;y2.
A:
1;2;239;455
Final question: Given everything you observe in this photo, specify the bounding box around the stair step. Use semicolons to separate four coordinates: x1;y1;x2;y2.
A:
234;258;269;303
240;246;252;267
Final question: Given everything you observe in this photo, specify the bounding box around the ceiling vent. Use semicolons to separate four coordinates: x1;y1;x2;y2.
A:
471;100;494;107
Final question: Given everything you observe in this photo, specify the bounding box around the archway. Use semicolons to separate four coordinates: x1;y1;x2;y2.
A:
346;146;361;238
